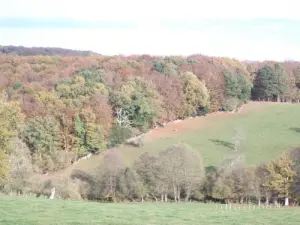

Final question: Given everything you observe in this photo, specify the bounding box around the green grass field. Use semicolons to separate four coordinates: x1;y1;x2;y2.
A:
81;102;300;170
1;196;300;225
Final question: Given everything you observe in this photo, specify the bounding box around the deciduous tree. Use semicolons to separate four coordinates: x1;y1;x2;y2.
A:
22;116;62;172
110;76;163;131
263;154;296;206
179;72;210;118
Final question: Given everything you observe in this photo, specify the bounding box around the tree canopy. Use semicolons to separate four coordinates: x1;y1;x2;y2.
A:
252;64;288;101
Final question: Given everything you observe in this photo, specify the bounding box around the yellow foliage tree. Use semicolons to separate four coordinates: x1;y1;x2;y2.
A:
0;91;24;178
179;72;210;118
264;153;296;206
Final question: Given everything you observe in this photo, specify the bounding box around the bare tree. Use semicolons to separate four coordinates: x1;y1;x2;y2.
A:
117;167;146;202
95;150;125;200
290;148;300;201
158;144;205;202
115;108;132;128
211;154;248;203
134;152;161;202
233;165;255;204
253;165;268;206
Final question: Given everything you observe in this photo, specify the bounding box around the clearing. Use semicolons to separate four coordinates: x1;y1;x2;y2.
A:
77;102;300;170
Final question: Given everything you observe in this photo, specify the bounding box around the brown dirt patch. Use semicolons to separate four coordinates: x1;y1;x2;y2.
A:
146;101;263;141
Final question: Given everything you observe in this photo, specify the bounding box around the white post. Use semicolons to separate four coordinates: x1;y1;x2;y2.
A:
285;197;289;206
49;187;56;200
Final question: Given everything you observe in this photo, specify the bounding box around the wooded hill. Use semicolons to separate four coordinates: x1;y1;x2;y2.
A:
1;52;300;172
0;45;99;56
1;50;300;204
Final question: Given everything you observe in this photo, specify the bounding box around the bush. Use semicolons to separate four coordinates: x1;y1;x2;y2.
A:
196;106;210;116
125;134;145;148
108;124;132;148
222;97;240;112
33;175;83;200
192;190;205;201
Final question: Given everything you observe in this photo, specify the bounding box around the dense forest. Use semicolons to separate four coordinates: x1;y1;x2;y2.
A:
1;49;300;205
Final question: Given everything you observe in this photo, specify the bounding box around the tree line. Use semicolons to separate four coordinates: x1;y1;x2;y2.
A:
75;147;299;205
2;140;300;206
0;45;99;56
90;146;299;205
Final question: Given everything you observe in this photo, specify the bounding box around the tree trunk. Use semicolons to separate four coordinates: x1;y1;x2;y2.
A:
258;198;261;207
173;185;177;202
185;192;190;202
141;196;144;202
109;176;113;194
151;193;157;202
164;193;168;202
177;189;180;203
61;131;67;152
161;193;164;202
240;197;244;204
285;197;289;206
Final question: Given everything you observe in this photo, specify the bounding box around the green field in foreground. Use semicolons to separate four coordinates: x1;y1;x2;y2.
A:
1;196;300;225
99;103;300;167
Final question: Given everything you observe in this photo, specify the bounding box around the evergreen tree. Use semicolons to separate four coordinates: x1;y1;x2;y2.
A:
108;123;132;148
253;64;288;101
74;114;86;154
223;71;252;111
85;123;105;152
237;74;252;102
224;71;239;98
78;107;106;153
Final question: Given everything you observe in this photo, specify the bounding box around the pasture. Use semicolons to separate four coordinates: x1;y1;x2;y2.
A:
1;196;300;225
78;102;300;170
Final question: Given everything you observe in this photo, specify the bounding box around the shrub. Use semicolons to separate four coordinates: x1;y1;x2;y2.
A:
108;124;132;148
222;97;240;112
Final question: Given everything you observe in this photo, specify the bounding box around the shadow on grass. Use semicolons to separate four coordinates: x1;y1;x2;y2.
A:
290;127;300;133
205;166;217;173
210;139;234;150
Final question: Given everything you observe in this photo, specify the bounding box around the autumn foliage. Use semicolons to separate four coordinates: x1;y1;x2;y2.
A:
0;51;300;174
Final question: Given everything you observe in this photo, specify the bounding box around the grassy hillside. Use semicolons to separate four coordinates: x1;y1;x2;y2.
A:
1;196;300;225
78;102;300;171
